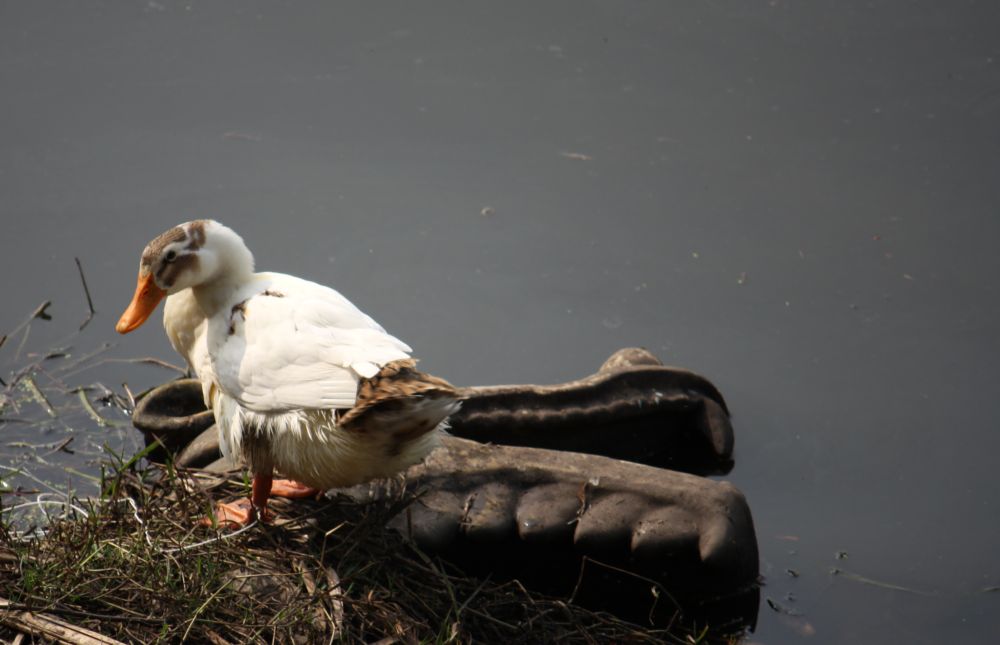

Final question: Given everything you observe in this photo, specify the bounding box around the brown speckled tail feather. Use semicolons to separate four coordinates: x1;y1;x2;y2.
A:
338;359;459;437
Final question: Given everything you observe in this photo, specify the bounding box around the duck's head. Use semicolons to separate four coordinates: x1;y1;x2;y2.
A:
116;220;254;334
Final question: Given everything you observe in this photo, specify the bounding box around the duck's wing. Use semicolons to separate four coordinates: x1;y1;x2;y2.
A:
213;282;412;413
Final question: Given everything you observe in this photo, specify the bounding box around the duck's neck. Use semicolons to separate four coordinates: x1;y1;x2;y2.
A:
191;270;254;317
189;222;257;316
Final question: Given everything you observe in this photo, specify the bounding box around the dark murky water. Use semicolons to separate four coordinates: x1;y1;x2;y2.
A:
2;2;999;642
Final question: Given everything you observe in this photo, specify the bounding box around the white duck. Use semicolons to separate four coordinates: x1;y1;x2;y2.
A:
116;220;460;525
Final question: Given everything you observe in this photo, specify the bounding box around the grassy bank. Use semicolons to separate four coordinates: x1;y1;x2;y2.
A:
2;462;743;644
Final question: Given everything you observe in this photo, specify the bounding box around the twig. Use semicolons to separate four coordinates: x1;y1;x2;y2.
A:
4;437;75;453
180;579;232;642
22;376;57;418
0;597;128;644
75;258;96;331
323;565;345;639
462;607;519;632
14;325;31;363
569;556;680;613
121;383;136;412
1;301;52;360
63;468;101;484
49;343;113;377
455;576;492;620
61;357;186;380
31;301;53;322
77;389;109;427
43;437;76;457
0;464;65;496
1;597;158;629
830;567;937;596
765;597;801;616
1;498;90;521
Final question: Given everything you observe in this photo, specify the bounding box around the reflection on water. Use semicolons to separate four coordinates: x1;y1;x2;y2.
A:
2;2;1000;642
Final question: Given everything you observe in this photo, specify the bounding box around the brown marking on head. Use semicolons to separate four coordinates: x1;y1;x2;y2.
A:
155;253;200;289
140;226;187;270
262;289;285;298
186;220;208;250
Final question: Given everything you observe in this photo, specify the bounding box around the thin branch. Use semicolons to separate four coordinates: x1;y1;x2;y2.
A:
121;383;136;412
61;357;187;380
0;597;159;628
31;301;53;321
1;301;52;356
75;258;96;331
22;375;57;418
0;603;127;644
14;324;31;363
77;389;110;427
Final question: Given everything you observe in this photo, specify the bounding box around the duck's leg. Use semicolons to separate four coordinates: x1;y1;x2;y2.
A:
202;475;316;529
250;471;274;520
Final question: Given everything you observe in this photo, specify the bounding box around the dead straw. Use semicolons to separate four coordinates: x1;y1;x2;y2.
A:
0;466;742;644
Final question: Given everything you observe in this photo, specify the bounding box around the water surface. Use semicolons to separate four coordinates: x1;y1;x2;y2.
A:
2;2;999;642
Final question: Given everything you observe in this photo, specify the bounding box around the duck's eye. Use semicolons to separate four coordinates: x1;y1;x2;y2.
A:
164;250;177;262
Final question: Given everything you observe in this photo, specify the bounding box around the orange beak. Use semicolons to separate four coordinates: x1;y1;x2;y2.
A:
116;272;166;334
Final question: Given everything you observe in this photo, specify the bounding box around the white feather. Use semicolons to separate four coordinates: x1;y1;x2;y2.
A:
207;273;411;412
152;221;452;492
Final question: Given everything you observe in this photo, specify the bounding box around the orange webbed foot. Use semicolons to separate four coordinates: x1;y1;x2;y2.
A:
199;498;267;528
199;474;311;528
269;479;321;499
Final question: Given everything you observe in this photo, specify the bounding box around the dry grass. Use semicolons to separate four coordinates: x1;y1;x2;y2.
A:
1;461;746;644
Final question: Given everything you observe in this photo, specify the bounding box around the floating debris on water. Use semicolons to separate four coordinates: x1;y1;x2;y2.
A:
766;597;801;616
76;388;112;427
830;567;936;596
21;376;56;418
